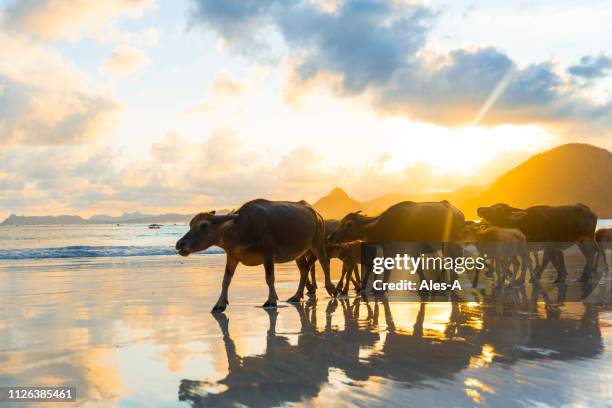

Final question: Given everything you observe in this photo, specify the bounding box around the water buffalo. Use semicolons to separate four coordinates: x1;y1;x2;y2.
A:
477;203;598;282
175;199;336;312
457;221;531;287
329;201;465;288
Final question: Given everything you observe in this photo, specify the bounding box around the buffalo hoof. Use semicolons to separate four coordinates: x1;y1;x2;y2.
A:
211;303;227;313
326;286;338;297
262;300;277;309
306;288;317;295
553;277;566;284
286;295;302;303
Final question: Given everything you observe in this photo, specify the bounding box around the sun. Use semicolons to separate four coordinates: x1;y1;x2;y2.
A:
386;123;553;177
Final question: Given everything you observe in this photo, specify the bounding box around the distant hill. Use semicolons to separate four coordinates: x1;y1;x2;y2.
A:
313;187;363;219
1;212;196;226
463;143;612;218
1;214;88;226
313;143;612;220
0;209;236;226
313;185;486;219
361;185;486;215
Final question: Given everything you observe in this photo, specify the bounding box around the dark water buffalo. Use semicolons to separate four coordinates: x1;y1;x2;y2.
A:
175;199;335;312
329;201;465;288
477;203;598;282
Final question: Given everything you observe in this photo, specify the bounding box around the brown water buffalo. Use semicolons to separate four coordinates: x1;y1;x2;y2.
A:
175;199;336;312
457;221;531;287
329;200;465;288
477;203;598;282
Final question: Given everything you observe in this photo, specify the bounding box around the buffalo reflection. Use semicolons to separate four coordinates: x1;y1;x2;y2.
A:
179;287;603;407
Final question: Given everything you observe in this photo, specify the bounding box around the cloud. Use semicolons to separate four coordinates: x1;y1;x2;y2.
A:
568;54;612;79
212;72;244;96
2;0;156;41
0;33;119;145
0;76;118;145
190;0;612;134
102;47;149;76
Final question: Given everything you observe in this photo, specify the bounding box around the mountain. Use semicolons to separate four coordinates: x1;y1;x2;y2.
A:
313;187;364;219
361;185;486;214
463;143;612;218
0;212;194;226
313;143;612;220
89;211;150;223
1;214;88;225
0;210;232;226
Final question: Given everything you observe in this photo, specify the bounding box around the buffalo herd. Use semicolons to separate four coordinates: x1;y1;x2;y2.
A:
175;199;610;312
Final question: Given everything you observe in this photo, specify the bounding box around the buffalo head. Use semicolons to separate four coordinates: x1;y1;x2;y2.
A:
176;211;238;256
328;211;367;243
477;203;526;227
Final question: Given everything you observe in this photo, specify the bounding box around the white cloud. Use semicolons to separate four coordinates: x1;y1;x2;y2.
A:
102;47;149;77
2;0;156;42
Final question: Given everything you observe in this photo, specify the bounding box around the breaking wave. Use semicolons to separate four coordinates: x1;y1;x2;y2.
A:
0;245;224;260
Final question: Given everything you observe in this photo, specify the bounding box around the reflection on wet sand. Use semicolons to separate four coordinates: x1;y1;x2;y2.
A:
180;285;606;407
0;255;609;407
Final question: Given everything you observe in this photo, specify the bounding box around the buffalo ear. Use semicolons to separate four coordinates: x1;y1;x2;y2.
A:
509;210;527;221
209;214;238;224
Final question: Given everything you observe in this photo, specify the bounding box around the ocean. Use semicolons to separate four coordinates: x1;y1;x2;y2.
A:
0;223;222;260
1;220;611;261
0;222;611;407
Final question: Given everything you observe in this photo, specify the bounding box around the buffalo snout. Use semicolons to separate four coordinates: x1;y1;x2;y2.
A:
175;235;191;256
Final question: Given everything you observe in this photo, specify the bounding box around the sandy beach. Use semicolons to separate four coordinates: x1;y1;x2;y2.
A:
1;250;610;407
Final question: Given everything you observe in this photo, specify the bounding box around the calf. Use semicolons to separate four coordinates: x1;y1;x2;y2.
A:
328;242;363;294
457;221;531;287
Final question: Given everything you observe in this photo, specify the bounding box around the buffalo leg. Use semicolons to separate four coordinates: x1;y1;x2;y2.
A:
263;257;279;308
341;262;357;294
532;249;553;282
350;265;361;292
311;240;336;297
306;261;317;295
515;254;530;285
212;256;239;313
336;261;349;293
551;249;567;283
287;255;310;303
309;262;317;293
361;263;371;293
577;240;597;282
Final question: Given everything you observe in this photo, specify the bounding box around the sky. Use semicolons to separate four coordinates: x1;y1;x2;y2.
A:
0;0;611;217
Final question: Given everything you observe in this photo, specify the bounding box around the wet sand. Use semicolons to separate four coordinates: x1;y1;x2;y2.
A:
0;254;611;407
